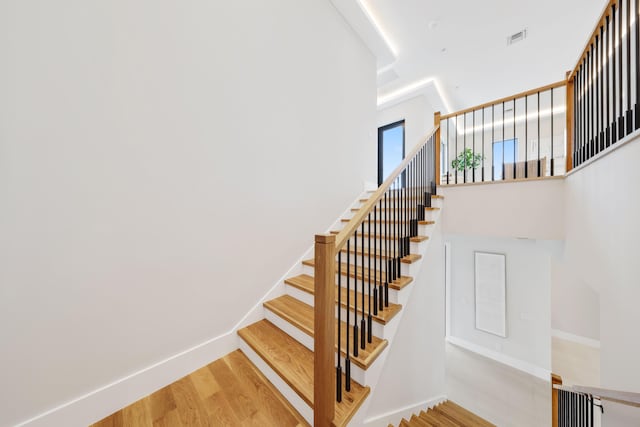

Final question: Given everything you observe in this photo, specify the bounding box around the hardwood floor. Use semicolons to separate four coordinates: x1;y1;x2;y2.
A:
91;350;308;427
392;400;495;427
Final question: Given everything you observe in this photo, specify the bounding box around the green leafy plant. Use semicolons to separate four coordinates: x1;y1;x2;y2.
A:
451;148;484;171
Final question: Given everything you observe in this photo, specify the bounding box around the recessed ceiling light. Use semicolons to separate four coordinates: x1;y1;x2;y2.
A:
428;20;439;30
441;48;447;53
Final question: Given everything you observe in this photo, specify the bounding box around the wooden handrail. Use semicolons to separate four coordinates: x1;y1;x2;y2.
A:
334;126;439;251
551;373;562;427
440;80;566;120
568;0;618;80
554;384;640;408
314;234;336;427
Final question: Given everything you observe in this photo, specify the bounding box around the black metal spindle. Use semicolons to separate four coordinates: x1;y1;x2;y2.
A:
360;222;366;350
482;108;486;181
337;251;342;402
600;26;605;152
446;118;450;184
353;229;359;358
619;0;625;139
613;3;618;143
596;34;601;154
627;0;633;134
537;92;541;177
492;104;495;180
525;95;529;177
455;116;458;184
473;110;476;182
607;14;611;148
551;88;555;175
383;192;387;310
373;204;378;316
345;239;351;391
512;99;516;179
463;112;467;183
502;102;505;180
636;0;640;130
368;213;373;342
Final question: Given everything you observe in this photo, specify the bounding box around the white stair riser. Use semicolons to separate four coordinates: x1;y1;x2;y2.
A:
302;263;414;281
238;339;313;425
263;307;369;386
336;222;434;236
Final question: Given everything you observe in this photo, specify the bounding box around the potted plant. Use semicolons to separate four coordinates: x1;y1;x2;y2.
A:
451;148;484;172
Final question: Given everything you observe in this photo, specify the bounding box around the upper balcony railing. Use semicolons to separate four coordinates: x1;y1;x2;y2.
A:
436;82;567;185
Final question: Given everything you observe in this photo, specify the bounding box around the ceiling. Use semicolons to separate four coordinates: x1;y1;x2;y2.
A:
333;0;607;113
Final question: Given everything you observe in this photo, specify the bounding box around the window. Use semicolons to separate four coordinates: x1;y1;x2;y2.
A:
493;138;517;180
378;120;405;185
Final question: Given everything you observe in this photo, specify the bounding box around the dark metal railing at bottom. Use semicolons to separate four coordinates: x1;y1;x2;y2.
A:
557;388;603;427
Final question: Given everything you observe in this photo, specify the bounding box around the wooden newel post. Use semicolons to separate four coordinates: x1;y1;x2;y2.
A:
565;71;574;173
434;112;441;186
314;234;336;427
551;373;563;427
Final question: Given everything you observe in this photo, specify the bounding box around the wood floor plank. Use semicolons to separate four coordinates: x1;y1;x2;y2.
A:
91;350;307;427
437;401;495;427
237;319;370;427
264;295;388;369
421;410;458;427
284;274;402;324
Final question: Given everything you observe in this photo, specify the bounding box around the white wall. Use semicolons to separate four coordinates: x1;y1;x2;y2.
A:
0;1;376;425
445;234;554;374
377;95;435;152
563;136;640;425
440;178;565;240
366;224;446;420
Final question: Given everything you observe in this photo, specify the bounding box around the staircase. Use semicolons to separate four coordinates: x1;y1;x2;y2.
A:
236;187;445;426
391;401;495;427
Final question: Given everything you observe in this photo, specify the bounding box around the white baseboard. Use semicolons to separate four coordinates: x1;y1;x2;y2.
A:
362;395;447;427
552;329;601;348
446;336;551;382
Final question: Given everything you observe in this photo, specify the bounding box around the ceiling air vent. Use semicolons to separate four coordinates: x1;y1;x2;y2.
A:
507;29;527;46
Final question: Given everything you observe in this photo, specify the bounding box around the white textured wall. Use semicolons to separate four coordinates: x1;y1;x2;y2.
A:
563;136;640;425
445;234;554;373
0;1;376;425
366;224;446;420
377;95;435;153
440;178;565;240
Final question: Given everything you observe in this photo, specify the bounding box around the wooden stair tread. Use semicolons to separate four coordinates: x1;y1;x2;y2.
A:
302;259;414;291
340;247;422;264
359;195;443;202
435;401;494;427
237;319;369;427
419;410;457;427
410;414;431;426
263;295;388;369
330;230;429;243
284;274;402;324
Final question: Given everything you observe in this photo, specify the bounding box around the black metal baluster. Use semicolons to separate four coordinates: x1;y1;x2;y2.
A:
596;34;601;154
600;25;605;152
360;222;366;350
613;3;618;143
482;108;486;181
551;88;555;175
446;118;450;184
537;92;541;176
502;102;505;180
455;116;458;184
636;0;640;130
353;229;359;358
473;110;476;182
525;95;529;176
627;0;633;134
373;204;378;316
619;0;625;139
607;14;612;148
383;192;388;310
492;105;495;180
512;99;516;179
463;113;467;183
337;252;342;402
367;214;372;344
345;239;351;391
